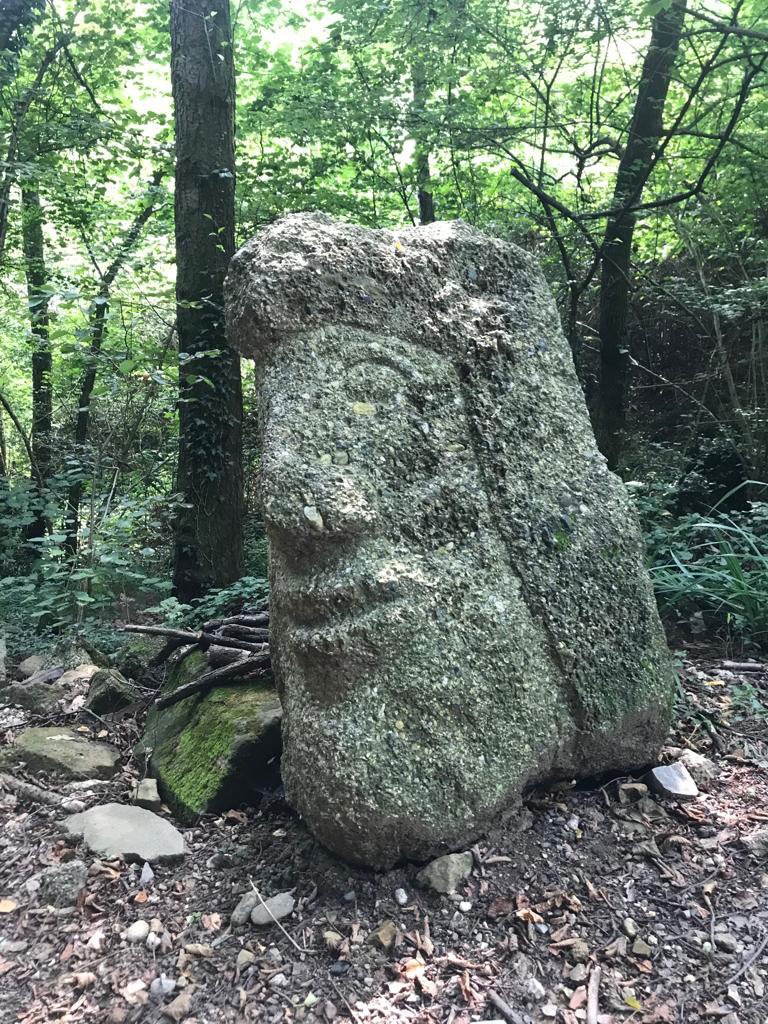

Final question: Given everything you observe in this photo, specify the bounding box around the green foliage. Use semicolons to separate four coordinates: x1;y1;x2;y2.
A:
146;574;269;628
636;484;768;644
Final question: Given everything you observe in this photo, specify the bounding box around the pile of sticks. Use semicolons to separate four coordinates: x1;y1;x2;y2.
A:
121;610;271;710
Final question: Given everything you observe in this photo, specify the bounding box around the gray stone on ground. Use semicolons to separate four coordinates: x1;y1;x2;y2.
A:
225;212;674;867
416;852;473;894
63;802;185;864
86;668;138;715
17;655;45;678
0;680;66;713
742;828;768;858
678;749;719;789
58;664;100;689
1;726;120;780
646;763;699;801
250;891;295;926
133;777;162;811
125;919;151;943
38;859;88;907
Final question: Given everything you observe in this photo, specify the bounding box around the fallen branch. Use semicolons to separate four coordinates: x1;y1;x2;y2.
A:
121;623;267;655
727;931;768;986
148;636;192;668
0;771;62;808
154;654;270;710
487;989;528;1024
587;965;601;1024
218;624;270;642
203;613;269;631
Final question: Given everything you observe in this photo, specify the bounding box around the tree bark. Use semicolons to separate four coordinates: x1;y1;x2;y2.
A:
20;186;51;539
170;0;243;601
413;63;436;225
596;0;687;469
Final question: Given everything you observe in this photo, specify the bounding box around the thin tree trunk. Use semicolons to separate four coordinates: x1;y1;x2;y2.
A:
64;171;164;557
21;187;51;539
595;0;687;469
170;0;243;601
413;64;435;225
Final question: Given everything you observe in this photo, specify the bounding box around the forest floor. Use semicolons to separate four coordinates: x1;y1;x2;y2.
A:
1;642;768;1024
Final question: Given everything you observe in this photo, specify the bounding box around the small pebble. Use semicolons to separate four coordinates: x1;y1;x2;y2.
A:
124;920;150;943
150;974;175;1000
715;933;738;953
145;932;162;952
623;918;638;939
458;900;472;913
269;972;288;988
394;888;408;906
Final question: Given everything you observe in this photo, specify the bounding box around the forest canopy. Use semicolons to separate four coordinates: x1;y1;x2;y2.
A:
1;0;767;652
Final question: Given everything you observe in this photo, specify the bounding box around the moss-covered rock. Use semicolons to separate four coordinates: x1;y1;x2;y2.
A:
111;636;166;681
138;651;282;822
86;669;139;714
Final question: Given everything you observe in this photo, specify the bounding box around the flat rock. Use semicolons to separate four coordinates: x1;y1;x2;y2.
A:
226;212;674;867
646;762;699;801
133;778;162;811
416;851;473;894
250;891;294;926
62;803;185;864
17;655;45;678
2;726;120;780
0;681;67;713
58;664;100;689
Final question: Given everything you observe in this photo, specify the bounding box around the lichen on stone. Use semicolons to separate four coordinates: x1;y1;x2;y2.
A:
138;650;281;822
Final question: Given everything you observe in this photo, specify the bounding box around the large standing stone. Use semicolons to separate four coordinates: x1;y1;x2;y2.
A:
2;726;120;780
136;651;282;822
225;212;674;868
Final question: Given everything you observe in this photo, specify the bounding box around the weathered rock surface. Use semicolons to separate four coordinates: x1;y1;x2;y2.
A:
39;859;88;907
249;891;294;926
86;668;138;714
133;777;162;811
137;650;282;823
226;212;674;867
17;655;45;678
63;803;185;863
647;763;699;801
417;852;474;894
2;726;120;780
0;679;65;713
112;636;165;681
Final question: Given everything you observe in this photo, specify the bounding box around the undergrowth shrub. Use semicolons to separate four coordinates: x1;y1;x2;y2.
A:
634;481;768;646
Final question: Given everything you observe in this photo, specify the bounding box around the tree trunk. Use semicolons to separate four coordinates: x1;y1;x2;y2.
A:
63;171;164;558
596;0;686;469
0;0;42;58
411;10;435;226
170;0;243;601
21;186;51;539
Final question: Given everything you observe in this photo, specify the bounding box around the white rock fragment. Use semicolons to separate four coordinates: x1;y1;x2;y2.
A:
646;762;699;801
124;920;150;943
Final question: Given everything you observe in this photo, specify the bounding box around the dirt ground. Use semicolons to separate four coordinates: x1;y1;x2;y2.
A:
1;642;767;1024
